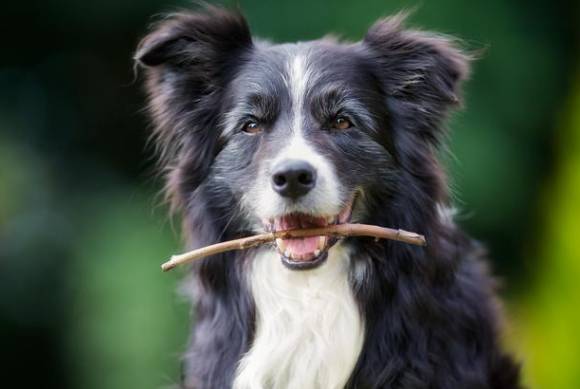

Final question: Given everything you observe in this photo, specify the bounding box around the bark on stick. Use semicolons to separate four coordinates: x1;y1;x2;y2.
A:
161;223;426;271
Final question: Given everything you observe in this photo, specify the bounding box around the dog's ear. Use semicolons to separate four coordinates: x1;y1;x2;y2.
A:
135;6;252;68
363;13;471;144
135;6;253;210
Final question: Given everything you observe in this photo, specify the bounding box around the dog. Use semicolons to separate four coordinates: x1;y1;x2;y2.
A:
135;5;523;389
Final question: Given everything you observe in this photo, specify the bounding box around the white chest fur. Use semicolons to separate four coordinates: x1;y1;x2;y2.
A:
233;245;365;389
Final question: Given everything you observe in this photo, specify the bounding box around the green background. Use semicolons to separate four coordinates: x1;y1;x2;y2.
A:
0;0;579;388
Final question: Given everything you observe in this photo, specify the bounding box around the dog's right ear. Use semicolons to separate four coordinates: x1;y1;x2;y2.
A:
134;6;253;211
134;6;252;68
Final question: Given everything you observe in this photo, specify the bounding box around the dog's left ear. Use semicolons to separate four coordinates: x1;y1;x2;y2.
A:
363;13;471;144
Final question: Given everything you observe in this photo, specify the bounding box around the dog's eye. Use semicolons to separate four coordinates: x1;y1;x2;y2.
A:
332;117;352;130
242;121;262;134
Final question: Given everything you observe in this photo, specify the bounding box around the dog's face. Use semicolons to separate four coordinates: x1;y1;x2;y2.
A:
136;7;468;270
211;42;399;269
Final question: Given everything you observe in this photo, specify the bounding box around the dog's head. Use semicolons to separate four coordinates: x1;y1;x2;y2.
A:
135;6;469;270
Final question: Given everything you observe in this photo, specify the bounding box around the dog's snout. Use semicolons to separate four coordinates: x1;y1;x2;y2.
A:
271;160;317;199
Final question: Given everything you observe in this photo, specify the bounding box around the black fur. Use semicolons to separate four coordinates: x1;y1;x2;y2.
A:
135;5;523;389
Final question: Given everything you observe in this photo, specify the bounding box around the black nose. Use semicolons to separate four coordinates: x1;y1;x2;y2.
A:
271;160;317;199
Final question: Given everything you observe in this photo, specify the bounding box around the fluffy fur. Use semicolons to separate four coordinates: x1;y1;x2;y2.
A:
135;5;523;389
234;246;363;389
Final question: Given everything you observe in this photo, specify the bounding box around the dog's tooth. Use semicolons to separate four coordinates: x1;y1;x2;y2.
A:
284;250;291;258
314;249;321;257
326;216;334;224
318;236;326;250
276;238;286;252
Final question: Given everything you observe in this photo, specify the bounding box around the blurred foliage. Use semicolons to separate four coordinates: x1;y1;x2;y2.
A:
0;0;578;388
65;192;188;389
507;72;580;389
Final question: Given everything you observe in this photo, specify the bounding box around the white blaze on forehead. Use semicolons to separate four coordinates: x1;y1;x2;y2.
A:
287;53;311;135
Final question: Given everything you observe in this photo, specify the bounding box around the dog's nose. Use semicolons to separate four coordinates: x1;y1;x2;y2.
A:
271;160;317;199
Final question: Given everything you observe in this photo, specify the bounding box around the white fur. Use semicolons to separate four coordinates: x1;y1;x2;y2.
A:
288;54;310;136
233;245;365;389
436;203;457;227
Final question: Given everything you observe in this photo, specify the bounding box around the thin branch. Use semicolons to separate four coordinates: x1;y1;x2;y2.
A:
161;223;426;271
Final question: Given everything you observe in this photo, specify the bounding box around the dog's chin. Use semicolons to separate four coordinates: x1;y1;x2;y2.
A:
280;249;329;270
262;199;354;271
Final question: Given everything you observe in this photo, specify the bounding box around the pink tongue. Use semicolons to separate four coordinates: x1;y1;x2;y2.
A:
283;236;320;255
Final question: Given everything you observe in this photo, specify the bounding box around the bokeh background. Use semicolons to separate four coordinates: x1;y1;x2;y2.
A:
1;0;579;388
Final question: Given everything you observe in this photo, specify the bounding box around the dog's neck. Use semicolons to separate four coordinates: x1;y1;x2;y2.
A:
234;244;364;389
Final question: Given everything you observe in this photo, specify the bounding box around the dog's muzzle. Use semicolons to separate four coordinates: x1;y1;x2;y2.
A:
262;201;354;271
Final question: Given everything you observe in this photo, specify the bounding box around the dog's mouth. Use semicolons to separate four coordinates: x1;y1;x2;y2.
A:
262;200;354;270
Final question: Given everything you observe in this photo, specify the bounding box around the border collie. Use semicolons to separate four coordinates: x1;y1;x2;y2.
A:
135;5;523;389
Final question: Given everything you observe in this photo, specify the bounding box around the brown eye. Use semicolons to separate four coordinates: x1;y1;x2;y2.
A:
332;117;352;130
242;121;262;134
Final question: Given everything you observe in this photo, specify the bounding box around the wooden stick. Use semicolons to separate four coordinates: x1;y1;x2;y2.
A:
161;223;426;272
